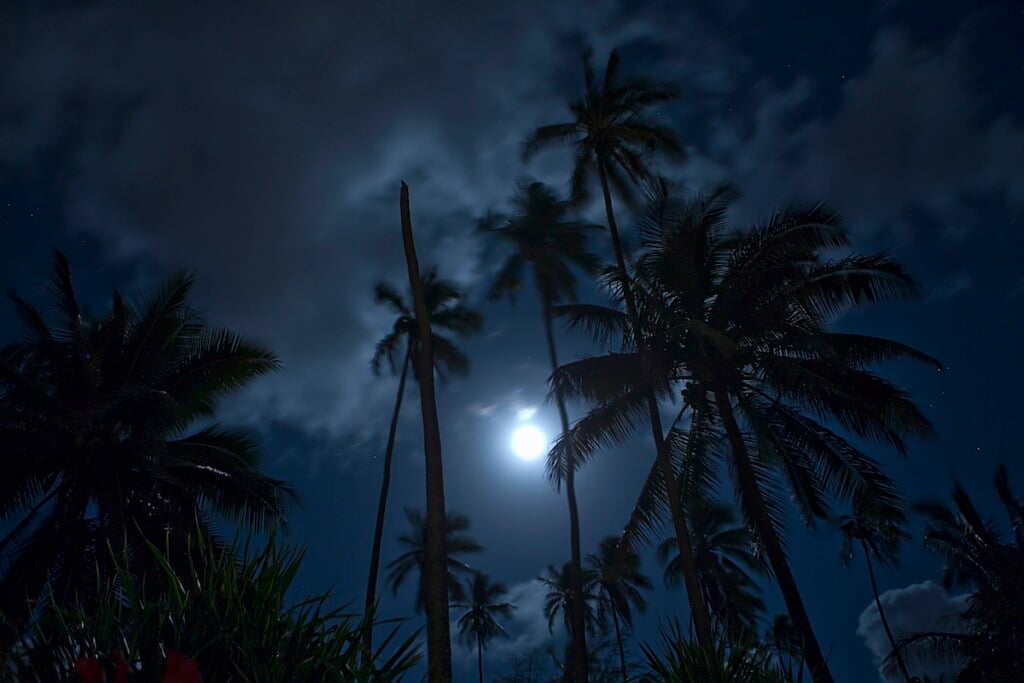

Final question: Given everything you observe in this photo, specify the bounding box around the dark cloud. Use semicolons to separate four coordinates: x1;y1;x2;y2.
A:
689;27;1024;240
0;1;739;443
857;580;968;682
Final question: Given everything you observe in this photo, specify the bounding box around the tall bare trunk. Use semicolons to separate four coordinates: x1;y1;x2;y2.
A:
399;182;452;682
542;301;589;683
477;632;484;683
863;540;913;683
363;349;411;656
712;388;834;683
596;161;712;648
610;603;628;683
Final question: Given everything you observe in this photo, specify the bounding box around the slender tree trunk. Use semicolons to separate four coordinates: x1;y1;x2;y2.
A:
712;388;834;683
610;604;628;683
399;182;452;682
542;301;590;683
477;632;484;683
363;349;412;656
596;160;713;648
863;540;913;683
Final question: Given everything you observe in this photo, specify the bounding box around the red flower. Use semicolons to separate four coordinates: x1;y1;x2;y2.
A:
113;651;131;683
74;657;105;683
163;650;203;683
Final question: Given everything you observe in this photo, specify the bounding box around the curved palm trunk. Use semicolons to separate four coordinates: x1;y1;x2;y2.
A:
363;349;412;656
609;603;629;683
712;388;834;683
862;540;913;683
477;631;485;683
399;182;452;682
596;160;713;648
542;301;590;683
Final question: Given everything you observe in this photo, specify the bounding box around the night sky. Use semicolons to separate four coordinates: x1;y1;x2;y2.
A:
2;2;1023;681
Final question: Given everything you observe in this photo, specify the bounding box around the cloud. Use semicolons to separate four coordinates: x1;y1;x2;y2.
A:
692;27;1024;240
857;580;969;682
0;1;738;447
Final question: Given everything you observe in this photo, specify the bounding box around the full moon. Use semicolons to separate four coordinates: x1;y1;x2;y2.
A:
510;424;546;461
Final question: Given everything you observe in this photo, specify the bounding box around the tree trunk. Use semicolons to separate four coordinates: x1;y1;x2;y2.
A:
542;301;590;683
610;603;628;683
477;632;484;683
596;160;713;648
712;388;834;683
363;349;412;656
863;540;913;683
399;182;452;682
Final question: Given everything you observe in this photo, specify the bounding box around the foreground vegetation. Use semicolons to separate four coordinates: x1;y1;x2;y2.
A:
0;45;1019;683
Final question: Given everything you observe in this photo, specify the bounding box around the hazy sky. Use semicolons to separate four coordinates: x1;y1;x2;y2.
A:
2;2;1022;680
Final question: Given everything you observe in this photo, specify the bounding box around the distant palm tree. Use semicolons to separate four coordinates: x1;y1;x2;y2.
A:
480;178;599;675
838;511;913;683
364;268;481;651
523;48;712;652
540;562;599;638
0;253;296;636
588;536;652;683
386;508;481;612
454;572;514;683
551;183;939;683
658;501;765;640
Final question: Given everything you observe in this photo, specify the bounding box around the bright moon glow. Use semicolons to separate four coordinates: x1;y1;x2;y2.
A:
511;424;546;461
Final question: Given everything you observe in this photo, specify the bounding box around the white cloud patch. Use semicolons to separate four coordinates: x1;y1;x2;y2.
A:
857;580;969;683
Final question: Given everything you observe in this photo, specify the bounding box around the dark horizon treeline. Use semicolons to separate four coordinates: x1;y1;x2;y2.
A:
1;46;1022;683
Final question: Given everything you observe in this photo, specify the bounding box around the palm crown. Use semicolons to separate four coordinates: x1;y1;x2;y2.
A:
0;253;296;617
372;268;482;381
454;572;514;648
386;507;482;612
522;49;682;206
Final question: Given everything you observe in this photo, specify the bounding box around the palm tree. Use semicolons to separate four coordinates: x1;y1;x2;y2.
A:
0;253;296;637
766;615;806;683
364;268;481;652
551;183;939;683
588;536;652;683
386;507;481;613
889;466;1024;682
658;501;765;640
398;182;459;681
522;47;713;652
540;562;599;639
454;572;514;683
480;178;599;676
838;511;913;683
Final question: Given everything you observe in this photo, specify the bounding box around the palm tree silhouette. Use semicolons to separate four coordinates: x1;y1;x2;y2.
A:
386;507;481;613
364;268;481;652
0;253;296;634
658;500;765;640
480;178;599;674
551;183;938;683
454;572;514;683
540;562;599;639
587;536;652;683
523;47;712;654
766;614;806;683
838;511;913;683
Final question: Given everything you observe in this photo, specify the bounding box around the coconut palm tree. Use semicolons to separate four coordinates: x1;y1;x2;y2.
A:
766;615;806;683
588;536;652;683
454;572;514;683
838;511;913;683
480;178;599;675
386;507;481;613
364;268;481;652
889;466;1024;682
551;183;939;682
540;562;599;639
0;253;296;639
523;46;713;653
658;501;765;640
